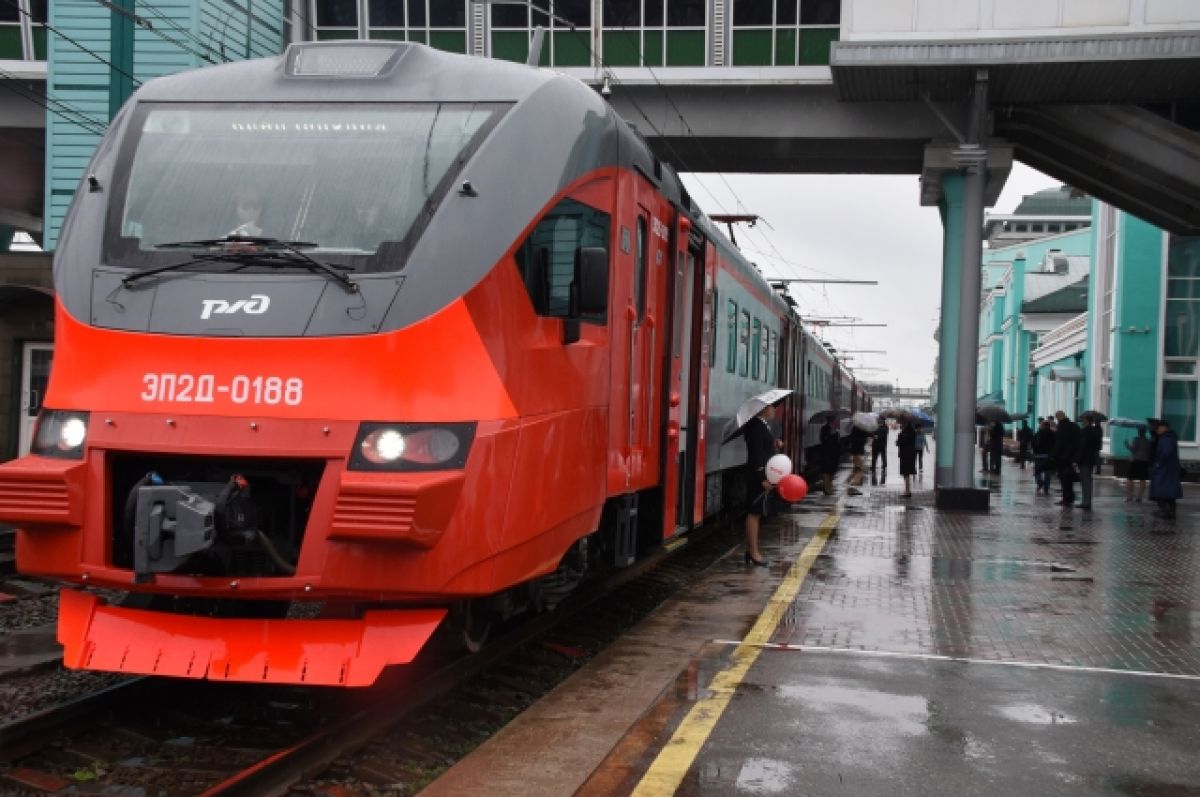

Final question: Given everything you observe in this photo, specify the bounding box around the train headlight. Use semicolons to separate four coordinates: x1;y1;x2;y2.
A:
32;410;91;459
361;428;406;464
349;422;475;471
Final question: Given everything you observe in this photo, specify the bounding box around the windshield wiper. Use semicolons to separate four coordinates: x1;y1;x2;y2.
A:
122;236;359;293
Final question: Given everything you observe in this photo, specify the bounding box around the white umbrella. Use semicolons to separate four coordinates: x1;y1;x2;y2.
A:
721;388;794;444
852;411;879;432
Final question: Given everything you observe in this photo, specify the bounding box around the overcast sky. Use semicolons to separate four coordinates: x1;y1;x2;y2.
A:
680;162;1063;388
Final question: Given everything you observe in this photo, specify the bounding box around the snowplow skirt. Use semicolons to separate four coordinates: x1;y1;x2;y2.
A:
57;589;445;687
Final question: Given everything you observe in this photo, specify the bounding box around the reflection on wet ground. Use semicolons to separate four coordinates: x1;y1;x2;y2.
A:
775;459;1200;674
670;456;1200;796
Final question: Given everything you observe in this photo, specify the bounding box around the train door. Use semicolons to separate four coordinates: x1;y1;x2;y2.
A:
17;343;52;456
690;241;717;525
626;180;663;485
661;215;704;537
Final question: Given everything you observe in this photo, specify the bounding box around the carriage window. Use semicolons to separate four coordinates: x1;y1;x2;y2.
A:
514;197;611;319
635;217;647;319
726;299;738;372
710;288;719;367
768;330;776;384
751;318;762;380
739;309;750;377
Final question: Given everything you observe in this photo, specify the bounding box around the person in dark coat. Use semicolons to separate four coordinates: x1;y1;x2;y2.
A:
1032;419;1057;495
979;426;989;472
1124;427;1153;502
1149;419;1183;519
1053;410;1081;506
871;422;889;480
819;415;840;496
743;404;781;566
1016;421;1033;469
896;421;917;497
1075;415;1103;509
846;423;868;496
988;421;1005;474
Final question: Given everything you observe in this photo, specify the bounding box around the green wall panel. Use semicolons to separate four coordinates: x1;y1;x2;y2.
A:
666;30;703;66
732;30;771;66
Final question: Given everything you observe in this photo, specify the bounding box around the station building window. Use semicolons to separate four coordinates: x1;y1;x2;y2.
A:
1;0;45;60
514;198;611;319
602;0;706;67
731;0;839;66
492;0;590;66
1163;235;1200;442
312;0;469;53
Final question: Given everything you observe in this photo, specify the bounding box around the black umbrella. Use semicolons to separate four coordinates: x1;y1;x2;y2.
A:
808;408;850;425
1080;410;1108;422
976;404;1013;424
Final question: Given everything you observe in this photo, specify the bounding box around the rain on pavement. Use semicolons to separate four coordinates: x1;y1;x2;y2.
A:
674;450;1200;796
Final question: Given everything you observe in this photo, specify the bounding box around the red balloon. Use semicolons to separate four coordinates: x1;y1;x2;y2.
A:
777;474;808;502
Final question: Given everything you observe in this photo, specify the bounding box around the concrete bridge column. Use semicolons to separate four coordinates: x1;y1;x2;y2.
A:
932;70;993;510
934;176;964;490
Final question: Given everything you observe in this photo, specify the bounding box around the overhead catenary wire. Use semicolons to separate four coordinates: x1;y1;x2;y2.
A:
0;67;109;135
1;0;142;88
110;0;229;65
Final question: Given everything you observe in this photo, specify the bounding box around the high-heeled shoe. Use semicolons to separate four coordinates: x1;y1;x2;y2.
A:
744;551;769;567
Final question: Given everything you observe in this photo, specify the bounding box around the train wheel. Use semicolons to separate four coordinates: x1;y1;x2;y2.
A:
461;601;493;654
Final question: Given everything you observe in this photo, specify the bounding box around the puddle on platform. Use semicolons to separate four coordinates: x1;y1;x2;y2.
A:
997;703;1078;725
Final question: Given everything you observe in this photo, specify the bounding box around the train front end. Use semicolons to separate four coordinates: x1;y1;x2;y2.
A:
0;43;614;686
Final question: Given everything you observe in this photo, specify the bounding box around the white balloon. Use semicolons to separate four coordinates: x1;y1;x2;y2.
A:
765;454;792;484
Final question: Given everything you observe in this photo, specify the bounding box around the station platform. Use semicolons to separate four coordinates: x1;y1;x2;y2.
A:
426;455;1200;796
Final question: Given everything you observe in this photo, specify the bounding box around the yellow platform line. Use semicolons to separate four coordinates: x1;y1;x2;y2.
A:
630;507;839;796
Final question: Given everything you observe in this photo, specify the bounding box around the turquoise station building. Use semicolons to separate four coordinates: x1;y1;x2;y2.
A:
968;186;1200;472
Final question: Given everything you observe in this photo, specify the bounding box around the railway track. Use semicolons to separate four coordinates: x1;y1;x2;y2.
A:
0;516;743;795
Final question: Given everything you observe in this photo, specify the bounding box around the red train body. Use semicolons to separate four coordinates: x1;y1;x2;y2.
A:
0;42;865;686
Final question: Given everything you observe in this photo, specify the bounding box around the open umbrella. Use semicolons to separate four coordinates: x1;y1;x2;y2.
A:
975;404;1012;424
910;409;935;427
720;388;793;444
1108;417;1148;431
852;411;879;432
807;408;850;425
1080;410;1108;422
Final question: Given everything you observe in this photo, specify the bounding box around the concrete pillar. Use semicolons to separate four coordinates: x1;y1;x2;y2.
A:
934;177;965;489
951;72;989;493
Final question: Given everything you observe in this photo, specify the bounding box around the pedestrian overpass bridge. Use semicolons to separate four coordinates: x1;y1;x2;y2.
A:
3;0;1199;505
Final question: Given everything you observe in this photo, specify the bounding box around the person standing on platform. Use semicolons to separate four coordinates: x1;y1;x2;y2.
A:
1054;410;1081;507
1075;414;1103;509
979;426;990;472
988;421;1005;474
1124;427;1153;502
871;422;889;481
914;425;929;472
1032;418;1057;495
1016;420;1033;469
897;421;917;498
819;415;840;496
1149;418;1182;519
742;404;779;567
847;423;868;496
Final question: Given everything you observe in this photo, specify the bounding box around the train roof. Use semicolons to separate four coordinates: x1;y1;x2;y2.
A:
123;41;797;329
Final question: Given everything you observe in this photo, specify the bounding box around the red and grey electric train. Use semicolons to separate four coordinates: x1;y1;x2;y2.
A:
0;42;867;686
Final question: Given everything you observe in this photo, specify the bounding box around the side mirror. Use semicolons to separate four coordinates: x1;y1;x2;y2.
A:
564;246;608;345
573;247;608;317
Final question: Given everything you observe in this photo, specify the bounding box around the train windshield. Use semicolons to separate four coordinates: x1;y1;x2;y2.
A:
107;103;501;270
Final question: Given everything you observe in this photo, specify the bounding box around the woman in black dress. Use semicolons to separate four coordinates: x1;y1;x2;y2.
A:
744;404;780;567
896;421;917;497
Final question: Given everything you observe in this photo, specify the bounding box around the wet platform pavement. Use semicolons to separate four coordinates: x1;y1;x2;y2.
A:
630;457;1200;796
431;453;1200;796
